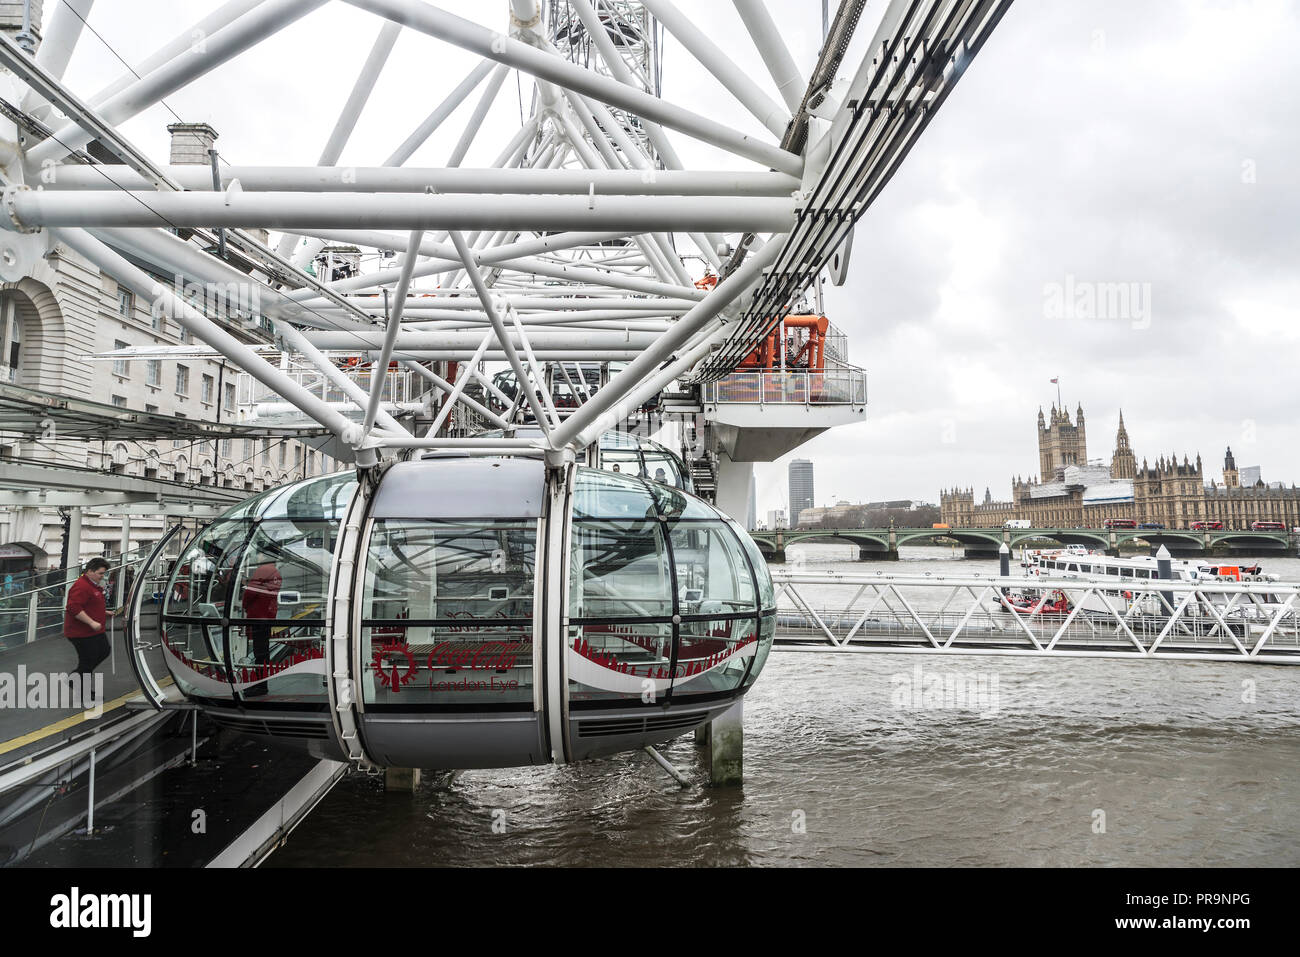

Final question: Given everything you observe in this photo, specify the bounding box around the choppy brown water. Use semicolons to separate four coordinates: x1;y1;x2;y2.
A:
270;545;1300;867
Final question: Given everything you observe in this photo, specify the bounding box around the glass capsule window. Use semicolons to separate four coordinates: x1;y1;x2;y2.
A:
567;467;775;708
360;519;537;710
595;432;692;491
160;472;356;706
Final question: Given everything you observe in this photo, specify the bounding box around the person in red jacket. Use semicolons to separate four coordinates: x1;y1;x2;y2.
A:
240;561;281;698
65;557;111;693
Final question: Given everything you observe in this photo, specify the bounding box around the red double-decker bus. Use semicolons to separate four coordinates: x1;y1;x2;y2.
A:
1103;518;1136;529
1191;521;1224;530
1251;521;1285;530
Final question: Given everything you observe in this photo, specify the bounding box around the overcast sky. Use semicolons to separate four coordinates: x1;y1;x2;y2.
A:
49;0;1300;516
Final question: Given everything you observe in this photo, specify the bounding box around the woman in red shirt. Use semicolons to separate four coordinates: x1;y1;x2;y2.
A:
65;557;111;687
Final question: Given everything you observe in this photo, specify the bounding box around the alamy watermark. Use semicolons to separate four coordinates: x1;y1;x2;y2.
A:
151;276;262;325
1043;274;1152;330
0;668;104;718
890;662;1000;717
50;887;150;937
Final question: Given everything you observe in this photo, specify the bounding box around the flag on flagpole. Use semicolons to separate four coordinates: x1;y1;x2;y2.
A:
1050;377;1059;384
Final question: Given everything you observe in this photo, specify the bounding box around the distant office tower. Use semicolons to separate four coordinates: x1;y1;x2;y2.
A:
1240;465;1262;488
747;472;757;530
767;509;787;530
789;459;815;526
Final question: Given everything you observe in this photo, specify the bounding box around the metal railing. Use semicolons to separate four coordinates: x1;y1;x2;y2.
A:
770;570;1300;663
237;366;416;410
702;369;867;406
0;543;162;652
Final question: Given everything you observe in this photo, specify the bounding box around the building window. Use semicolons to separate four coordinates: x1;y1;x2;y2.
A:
176;364;189;396
220;438;232;458
145;404;158;415
261;439;269;464
174;412;186;449
117;288;133;318
0;296;20;383
224;381;236;411
201;373;214;404
146;359;161;388
243;438;252;460
112;340;130;377
278;443;286;467
111;395;127;408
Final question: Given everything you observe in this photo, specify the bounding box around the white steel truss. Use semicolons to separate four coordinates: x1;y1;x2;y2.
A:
771;571;1300;664
0;0;1014;465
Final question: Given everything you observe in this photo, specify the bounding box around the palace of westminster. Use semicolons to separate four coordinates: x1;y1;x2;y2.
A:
940;405;1300;530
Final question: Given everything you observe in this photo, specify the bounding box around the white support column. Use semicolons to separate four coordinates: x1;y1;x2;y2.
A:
448;63;510;167
422;331;493;437
88;0;263;105
732;0;807;113
25;0;95;119
713;455;754;527
362;229;424;435
11;191;796;234
450;230;550;433
64;506;82;588
505;303;560;428
706;700;743;786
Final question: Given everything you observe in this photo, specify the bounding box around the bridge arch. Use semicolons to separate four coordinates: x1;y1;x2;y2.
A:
783;531;892;553
895;528;1002;548
1007;529;1110;549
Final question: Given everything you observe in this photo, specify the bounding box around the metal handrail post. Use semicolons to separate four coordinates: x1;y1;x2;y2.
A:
86;747;96;835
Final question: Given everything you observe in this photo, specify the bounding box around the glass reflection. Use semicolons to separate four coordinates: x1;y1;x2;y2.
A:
159;471;356;707
228;520;334;700
670;523;756;615
673;616;757;697
360;519;537;709
570;521;673;619
566;467;771;708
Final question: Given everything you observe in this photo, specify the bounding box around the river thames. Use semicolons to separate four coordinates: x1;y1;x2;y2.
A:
270;544;1300;867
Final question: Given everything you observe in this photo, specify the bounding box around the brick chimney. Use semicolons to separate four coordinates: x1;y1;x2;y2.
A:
167;122;218;166
0;0;43;53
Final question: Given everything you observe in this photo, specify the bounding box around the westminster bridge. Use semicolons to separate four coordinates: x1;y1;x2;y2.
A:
748;526;1297;561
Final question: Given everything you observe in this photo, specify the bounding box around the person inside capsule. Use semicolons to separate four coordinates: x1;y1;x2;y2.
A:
146;462;774;767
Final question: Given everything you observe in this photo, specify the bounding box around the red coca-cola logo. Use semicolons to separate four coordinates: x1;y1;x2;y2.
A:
372;641;419;692
427;640;531;672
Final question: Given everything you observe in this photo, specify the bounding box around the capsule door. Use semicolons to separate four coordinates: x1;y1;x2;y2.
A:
125;525;192;708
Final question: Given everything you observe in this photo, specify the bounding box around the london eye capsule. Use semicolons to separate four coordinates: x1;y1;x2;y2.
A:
126;458;775;769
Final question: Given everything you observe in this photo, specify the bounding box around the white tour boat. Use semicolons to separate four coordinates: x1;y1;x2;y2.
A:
1001;545;1291;632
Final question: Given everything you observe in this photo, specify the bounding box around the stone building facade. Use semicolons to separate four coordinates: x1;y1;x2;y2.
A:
941;407;1300;530
0;116;335;574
